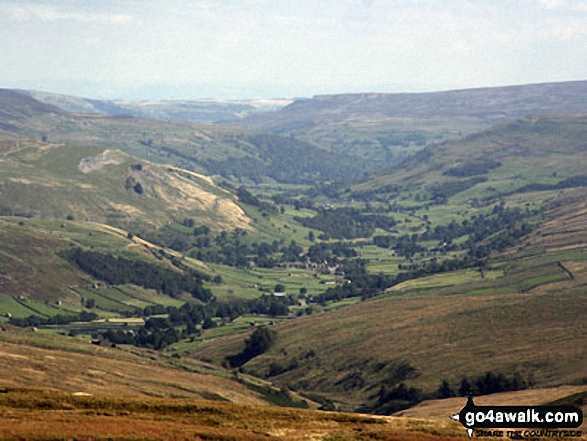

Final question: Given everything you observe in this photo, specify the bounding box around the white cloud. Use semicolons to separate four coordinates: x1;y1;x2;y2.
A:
447;40;473;55
495;19;587;44
544;21;587;40
537;0;587;11
86;37;105;47
0;4;133;24
539;0;567;8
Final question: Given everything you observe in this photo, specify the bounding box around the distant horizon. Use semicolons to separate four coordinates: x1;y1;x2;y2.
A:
9;78;587;102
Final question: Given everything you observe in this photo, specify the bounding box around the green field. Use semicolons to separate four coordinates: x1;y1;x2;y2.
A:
209;264;345;300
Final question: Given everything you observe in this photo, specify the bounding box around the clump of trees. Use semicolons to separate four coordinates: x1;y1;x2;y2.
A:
236;186;278;215
225;326;276;368
102;318;180;350
295;208;396;239
305;242;357;263
443;160;501;177
373;383;423;415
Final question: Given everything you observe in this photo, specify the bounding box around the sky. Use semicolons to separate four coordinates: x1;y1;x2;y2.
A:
1;0;587;99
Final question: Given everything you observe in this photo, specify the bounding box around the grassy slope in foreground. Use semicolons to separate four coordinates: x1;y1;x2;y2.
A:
192;190;587;408
0;328;263;404
1;387;585;441
0;388;464;441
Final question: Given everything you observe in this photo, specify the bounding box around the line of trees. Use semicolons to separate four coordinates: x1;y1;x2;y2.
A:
9;311;98;327
61;248;212;301
369;370;533;415
449;371;533;398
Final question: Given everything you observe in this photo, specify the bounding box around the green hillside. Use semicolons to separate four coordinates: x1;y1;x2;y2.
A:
0;216;206;303
354;115;587;202
0;132;250;232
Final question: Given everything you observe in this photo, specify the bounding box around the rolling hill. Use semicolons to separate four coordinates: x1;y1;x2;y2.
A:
9;84;587;183
222;80;587;174
0;328;265;404
0;387;466;441
0;89;362;183
232;80;587;132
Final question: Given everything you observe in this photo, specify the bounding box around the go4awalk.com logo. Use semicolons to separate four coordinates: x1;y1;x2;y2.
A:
450;397;583;439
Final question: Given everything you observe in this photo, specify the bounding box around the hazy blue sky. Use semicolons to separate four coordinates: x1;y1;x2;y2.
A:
2;0;586;99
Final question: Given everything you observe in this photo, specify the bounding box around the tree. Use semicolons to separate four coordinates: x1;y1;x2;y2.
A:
245;327;275;357
193;225;210;236
274;283;285;293
437;379;456;399
202;317;217;329
459;377;472;397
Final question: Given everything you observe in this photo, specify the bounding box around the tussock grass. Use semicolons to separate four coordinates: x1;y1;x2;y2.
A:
0;388;464;440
